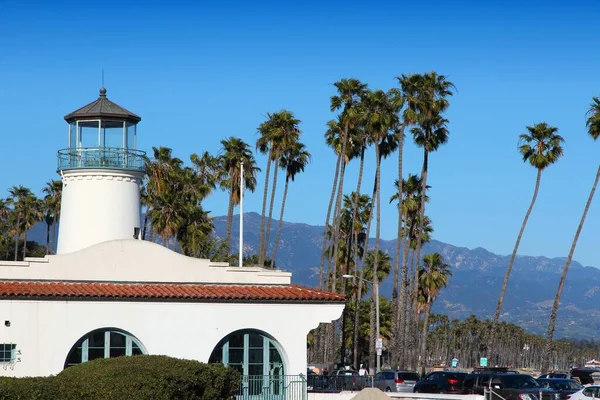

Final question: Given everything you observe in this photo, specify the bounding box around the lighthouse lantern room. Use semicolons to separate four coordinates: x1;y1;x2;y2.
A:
56;88;146;254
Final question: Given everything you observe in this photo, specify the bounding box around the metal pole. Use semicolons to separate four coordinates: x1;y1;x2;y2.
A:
239;162;244;268
376;281;380;372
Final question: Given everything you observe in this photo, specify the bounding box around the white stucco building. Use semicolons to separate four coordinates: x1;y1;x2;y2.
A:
0;89;344;392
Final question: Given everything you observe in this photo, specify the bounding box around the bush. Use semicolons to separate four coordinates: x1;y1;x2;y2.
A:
0;355;241;400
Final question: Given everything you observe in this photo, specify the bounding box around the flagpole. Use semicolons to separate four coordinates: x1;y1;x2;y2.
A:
239;161;244;268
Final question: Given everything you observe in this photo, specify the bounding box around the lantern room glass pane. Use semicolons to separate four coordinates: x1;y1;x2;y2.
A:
126;122;136;150
101;120;125;148
69;123;77;149
78;120;100;148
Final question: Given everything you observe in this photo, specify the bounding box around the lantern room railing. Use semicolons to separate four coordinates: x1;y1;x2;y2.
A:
57;147;146;172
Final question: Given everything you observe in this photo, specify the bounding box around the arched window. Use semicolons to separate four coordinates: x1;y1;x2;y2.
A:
64;328;145;368
209;330;285;396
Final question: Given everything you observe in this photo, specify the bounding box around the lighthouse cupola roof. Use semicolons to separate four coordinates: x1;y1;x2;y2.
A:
64;87;141;124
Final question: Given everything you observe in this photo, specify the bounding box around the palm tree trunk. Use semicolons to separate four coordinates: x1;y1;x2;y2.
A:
258;149;272;267
52;219;58;253
319;153;342;289
14;215;21;261
329;121;351;295
22;228;28;260
413;149;429;370
263;160;279;264
46;221;51;255
491;168;542;359
225;182;235;253
270;176;290;268
541;165;600;373
350;146;366;369
369;142;382;375
393;125;405;368
355;162;378;372
419;298;433;375
142;208;150;241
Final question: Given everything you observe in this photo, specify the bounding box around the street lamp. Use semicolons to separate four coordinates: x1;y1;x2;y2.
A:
342;274;381;374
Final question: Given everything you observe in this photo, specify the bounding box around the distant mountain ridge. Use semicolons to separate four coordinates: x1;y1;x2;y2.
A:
24;212;600;339
216;212;600;340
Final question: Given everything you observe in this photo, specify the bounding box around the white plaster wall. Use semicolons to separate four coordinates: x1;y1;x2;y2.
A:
57;170;144;254
0;300;343;378
0;240;291;285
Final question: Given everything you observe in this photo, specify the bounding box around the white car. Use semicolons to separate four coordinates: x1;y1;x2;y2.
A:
567;385;600;400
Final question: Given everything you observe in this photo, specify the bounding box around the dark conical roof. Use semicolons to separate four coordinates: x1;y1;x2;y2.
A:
64;87;141;123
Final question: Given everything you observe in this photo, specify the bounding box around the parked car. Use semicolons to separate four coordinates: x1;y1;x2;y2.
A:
328;369;368;391
307;369;329;392
414;371;467;393
566;385;600;400
374;370;420;393
538;379;583;400
463;370;560;400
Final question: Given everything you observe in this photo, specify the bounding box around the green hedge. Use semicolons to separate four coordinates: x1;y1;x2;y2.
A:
0;355;241;400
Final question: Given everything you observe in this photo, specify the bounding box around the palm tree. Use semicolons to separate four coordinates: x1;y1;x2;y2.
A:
326;79;368;294
42;179;62;254
491;123;564;362
190;151;221;193
390;174;429;367
361;88;402;372
0;198;11;259
219;137;259;254
7;186;33;261
145;147;184;248
20;192;43;260
541;98;600;373
256;110;301;267
393;74;422;367
417;252;452;374
270;141;311;268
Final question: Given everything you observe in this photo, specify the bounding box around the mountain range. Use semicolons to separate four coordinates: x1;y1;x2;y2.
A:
25;212;600;339
215;212;600;340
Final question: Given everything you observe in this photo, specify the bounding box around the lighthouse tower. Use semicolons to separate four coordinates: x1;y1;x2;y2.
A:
56;88;146;254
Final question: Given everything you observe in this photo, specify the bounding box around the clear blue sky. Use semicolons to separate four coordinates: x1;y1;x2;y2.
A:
1;0;600;266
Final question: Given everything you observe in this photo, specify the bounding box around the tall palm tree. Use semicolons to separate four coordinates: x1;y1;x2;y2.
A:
393;74;422;367
362;88;402;373
417;252;452;375
42;179;62;254
190;151;221;193
219;137;259;255
21;193;43;259
0;198;11;259
541;98;600;373
319;79;367;292
492;122;564;361
7;185;33;261
145;147;184;248
270;141;311;268
256;110;300;266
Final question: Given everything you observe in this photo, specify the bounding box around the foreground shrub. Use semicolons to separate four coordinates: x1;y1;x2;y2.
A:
0;355;240;400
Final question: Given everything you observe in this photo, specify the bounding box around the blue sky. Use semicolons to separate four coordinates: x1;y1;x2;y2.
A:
1;0;600;266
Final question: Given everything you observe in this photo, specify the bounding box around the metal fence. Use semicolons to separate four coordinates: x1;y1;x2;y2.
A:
235;375;306;400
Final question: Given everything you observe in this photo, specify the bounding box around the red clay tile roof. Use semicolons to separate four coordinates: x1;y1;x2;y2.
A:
0;281;345;303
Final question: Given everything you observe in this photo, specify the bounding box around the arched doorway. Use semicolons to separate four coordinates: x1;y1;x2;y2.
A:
64;328;145;369
209;329;285;397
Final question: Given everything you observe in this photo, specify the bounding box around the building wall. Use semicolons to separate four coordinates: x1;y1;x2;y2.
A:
0;299;342;378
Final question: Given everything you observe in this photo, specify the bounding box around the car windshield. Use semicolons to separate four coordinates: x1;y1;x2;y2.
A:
502;375;541;389
398;373;420;381
548;380;583;390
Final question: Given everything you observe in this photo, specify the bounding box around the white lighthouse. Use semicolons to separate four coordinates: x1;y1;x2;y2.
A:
56;87;146;254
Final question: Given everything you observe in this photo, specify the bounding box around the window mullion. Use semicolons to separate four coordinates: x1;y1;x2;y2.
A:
104;331;110;359
126;335;132;356
243;333;249;376
82;339;89;363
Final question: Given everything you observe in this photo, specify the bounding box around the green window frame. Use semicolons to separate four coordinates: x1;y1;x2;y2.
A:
64;329;145;369
0;344;16;363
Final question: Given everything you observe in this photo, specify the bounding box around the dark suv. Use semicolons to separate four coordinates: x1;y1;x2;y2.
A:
463;371;559;400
